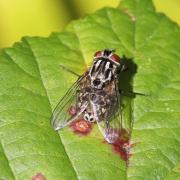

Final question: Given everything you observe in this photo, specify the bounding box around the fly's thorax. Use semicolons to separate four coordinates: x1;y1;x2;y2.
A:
89;58;119;89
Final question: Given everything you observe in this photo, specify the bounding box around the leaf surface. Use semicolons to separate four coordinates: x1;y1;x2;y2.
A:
0;0;180;179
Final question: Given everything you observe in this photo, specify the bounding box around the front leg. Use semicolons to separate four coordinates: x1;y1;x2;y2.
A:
59;64;81;77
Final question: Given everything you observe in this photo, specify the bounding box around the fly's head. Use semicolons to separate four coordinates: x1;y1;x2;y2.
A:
89;49;122;89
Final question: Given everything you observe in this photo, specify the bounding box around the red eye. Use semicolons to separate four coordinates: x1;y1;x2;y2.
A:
110;54;121;63
94;51;102;58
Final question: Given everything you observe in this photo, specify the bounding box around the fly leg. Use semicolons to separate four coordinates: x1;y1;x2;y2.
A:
59;64;81;77
119;90;147;97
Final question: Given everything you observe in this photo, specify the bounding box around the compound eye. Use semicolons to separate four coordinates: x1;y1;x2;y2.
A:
94;51;102;58
109;54;121;63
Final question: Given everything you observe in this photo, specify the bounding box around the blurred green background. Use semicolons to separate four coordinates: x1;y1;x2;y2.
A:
0;0;179;48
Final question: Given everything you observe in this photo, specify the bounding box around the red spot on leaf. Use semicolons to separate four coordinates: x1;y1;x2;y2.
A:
105;129;133;163
32;173;46;180
70;119;93;136
68;106;77;116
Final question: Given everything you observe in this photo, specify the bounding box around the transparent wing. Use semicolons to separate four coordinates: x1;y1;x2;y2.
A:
51;75;88;131
93;78;122;143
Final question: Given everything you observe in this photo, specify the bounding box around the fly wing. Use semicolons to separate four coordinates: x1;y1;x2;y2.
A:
51;75;88;131
92;78;122;143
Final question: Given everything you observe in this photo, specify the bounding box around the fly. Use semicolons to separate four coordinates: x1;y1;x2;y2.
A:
51;49;127;143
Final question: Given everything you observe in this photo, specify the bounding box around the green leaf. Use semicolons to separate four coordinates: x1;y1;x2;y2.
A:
164;164;180;180
0;0;180;179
